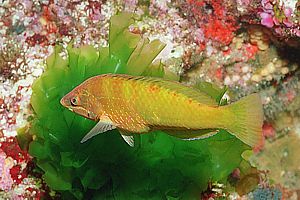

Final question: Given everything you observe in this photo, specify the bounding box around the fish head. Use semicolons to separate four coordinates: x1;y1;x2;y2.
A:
60;86;98;121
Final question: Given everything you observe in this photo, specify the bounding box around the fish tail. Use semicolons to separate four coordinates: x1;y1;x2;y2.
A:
225;93;264;147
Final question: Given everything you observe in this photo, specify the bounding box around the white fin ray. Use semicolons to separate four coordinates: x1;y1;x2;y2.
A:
121;135;134;147
118;129;135;147
81;121;116;143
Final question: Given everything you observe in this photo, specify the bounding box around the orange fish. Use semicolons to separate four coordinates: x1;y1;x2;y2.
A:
60;74;263;147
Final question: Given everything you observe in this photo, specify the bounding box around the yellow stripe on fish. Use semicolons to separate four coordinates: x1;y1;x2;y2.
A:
60;74;263;148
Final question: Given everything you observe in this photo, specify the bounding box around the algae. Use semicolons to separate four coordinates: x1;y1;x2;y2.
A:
27;12;250;199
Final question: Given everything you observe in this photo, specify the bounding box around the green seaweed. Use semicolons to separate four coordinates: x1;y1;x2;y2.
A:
26;12;250;199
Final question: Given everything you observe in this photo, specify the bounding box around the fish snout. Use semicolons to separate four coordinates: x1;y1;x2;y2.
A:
60;96;75;112
60;93;73;108
60;96;68;107
60;97;65;106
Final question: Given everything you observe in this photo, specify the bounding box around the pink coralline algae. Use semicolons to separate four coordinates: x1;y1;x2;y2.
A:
260;12;274;28
259;0;300;37
0;137;31;189
0;136;47;198
87;1;103;21
0;150;14;191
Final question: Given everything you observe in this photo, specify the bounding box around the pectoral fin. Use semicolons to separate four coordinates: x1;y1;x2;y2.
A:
118;129;134;147
81;120;116;143
164;128;219;140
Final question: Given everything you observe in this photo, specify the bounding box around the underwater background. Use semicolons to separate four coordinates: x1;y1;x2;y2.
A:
0;0;299;199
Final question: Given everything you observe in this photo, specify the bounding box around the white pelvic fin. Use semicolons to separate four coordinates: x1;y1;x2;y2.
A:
118;129;135;147
121;135;134;147
81;120;116;143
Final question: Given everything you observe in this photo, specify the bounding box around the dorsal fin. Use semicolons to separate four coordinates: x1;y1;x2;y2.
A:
154;80;217;106
103;74;218;106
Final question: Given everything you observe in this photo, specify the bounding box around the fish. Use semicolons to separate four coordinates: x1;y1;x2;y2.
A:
60;74;263;147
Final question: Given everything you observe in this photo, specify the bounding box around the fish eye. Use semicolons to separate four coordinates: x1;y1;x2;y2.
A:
70;97;79;106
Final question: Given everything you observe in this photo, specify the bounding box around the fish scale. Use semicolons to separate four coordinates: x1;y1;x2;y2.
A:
102;76;229;130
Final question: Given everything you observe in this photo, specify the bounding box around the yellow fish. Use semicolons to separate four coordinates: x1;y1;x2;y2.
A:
60;74;263;147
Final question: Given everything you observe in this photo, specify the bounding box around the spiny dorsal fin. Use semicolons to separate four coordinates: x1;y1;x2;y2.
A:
104;74;218;106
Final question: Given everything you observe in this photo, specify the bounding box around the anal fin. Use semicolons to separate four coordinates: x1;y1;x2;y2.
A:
164;128;219;140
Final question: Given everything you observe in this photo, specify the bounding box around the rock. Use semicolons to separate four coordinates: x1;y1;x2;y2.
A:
281;67;289;75
260;68;269;76
251;74;262;82
266;62;275;73
257;40;269;51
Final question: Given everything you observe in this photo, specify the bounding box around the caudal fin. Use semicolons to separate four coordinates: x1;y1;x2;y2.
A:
226;93;264;147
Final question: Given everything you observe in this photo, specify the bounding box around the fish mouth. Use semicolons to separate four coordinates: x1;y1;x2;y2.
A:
60;95;96;120
60;96;70;107
60;98;74;111
59;98;72;113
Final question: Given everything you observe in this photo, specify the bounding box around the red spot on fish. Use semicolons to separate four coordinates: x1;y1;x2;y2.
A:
112;79;119;87
149;85;159;93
